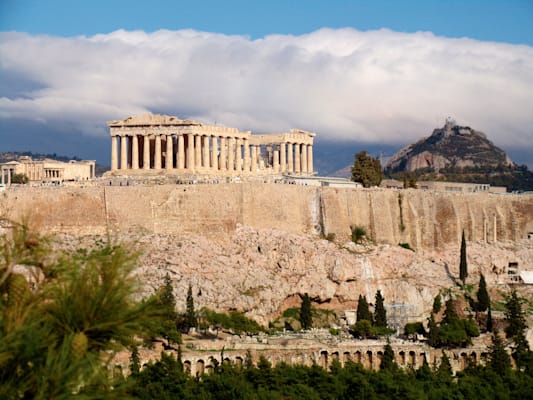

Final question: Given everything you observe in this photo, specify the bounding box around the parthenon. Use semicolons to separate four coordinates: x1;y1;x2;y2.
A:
107;113;315;176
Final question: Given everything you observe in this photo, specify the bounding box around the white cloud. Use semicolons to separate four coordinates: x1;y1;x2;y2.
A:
1;28;533;153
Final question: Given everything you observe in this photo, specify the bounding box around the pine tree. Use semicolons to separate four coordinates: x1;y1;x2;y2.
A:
374;290;387;327
129;346;141;376
476;273;490;312
185;283;197;331
356;294;372;322
437;352;453;381
380;342;396;371
488;330;511;375
459;230;468;285
299;293;312;330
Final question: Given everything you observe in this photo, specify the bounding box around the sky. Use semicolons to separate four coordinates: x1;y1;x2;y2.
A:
1;0;533;170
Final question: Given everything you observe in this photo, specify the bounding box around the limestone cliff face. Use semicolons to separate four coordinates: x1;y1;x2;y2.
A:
61;228;533;326
385;120;513;173
2;184;532;250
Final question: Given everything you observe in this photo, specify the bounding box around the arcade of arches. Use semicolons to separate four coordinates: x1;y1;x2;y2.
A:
107;113;315;176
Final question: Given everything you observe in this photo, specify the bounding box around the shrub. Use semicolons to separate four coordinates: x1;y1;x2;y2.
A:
351;225;367;243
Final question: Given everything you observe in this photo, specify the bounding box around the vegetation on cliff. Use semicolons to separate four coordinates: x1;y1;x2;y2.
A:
351;150;383;187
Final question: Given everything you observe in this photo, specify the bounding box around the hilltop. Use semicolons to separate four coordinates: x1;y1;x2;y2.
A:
384;120;533;191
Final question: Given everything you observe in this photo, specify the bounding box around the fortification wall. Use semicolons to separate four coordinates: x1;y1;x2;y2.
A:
2;184;532;248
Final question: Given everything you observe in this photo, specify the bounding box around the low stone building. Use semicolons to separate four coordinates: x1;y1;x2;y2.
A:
0;156;95;185
380;178;507;193
106;113;315;177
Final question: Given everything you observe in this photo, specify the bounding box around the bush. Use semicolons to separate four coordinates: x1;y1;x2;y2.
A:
399;242;414;251
351;225;367;243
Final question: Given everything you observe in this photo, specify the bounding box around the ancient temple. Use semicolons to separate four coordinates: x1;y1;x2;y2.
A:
107;113;315;176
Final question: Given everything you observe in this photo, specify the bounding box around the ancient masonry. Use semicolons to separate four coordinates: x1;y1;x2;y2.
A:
107;113;315;176
0;156;95;185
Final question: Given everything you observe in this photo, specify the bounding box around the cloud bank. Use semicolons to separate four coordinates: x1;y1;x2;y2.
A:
1;28;533;158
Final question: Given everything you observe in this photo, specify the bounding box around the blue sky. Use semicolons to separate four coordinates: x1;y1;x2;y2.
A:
2;0;532;45
1;1;533;169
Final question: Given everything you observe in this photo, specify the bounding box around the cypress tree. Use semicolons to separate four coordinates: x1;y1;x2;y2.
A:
129;346;141;376
459;230;468;285
504;289;527;339
374;290;387;327
486;306;493;332
185;283;197;331
299;293;312;330
432;294;442;313
437;352;453;380
380;342;396;371
427;314;439;347
476;273;490;312
356;294;372;322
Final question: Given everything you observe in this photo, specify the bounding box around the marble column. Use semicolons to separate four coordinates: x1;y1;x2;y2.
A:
211;136;218;170
178;135;185;169
186;133;194;170
120;135;127;170
287;143;294;172
154;135;162;169
243;139;250;172
202;136;210;168
8;168;11;185
194;135;201;168
301;143;308;174
228;137;235;171
111;136;118;171
131;134;139;169
166;134;173;170
280;142;286;172
1;168;4;185
143;136;150;169
273;149;280;172
307;144;313;175
235;139;242;171
251;145;257;172
294;144;301;173
219;137;227;170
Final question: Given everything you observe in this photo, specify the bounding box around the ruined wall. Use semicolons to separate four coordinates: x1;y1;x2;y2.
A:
2;184;532;249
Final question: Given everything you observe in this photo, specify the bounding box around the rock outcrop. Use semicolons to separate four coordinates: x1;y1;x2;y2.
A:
61;227;533;326
385;119;513;173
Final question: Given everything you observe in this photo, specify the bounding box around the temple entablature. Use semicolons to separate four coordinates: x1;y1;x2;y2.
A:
106;113;315;177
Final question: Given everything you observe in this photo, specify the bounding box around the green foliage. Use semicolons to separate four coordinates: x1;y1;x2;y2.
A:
350;225;367;244
433;294;442;313
428;298;480;348
299;293;312;330
404;321;426;337
199;307;264;335
351;150;383;187
350;320;373;339
374;290;387;328
127;348;533;399
154;273;181;347
0;222;161;399
11;173;29;184
185;284;197;331
476;273;490;312
459;230;468;285
130;346;141;376
486;306;493;332
488;330;511;376
380;343;397;371
504;290;531;368
356;294;372;322
398;242;414;251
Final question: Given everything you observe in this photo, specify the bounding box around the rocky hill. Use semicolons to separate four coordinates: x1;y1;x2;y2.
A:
385;119;513;173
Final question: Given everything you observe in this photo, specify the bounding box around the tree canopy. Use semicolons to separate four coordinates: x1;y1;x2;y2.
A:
351;151;383;188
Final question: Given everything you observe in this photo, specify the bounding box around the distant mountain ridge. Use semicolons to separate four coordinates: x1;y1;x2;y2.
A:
385;119;512;173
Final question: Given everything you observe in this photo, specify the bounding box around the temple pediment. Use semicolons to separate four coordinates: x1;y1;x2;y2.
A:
107;112;202;127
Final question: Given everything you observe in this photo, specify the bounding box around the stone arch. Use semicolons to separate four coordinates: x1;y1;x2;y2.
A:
409;351;416;367
355;350;362;364
196;359;205;376
205;365;214;375
419;352;427;366
376;351;383;369
183;360;191;374
343;352;351;365
320;351;328;369
366;351;373;370
235;356;244;367
223;357;231;365
460;352;468;370
398;351;406;366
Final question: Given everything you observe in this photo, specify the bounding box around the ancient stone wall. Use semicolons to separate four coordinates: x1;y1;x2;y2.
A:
2;184;532;249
